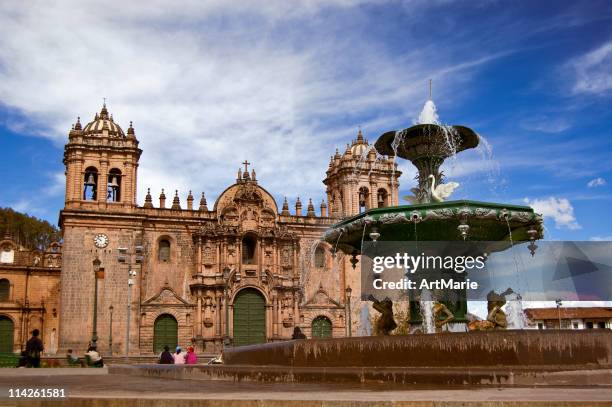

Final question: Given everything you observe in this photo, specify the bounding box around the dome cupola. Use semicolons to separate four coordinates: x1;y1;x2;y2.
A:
82;102;126;138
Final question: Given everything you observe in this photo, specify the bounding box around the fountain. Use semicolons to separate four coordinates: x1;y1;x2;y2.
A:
323;97;544;327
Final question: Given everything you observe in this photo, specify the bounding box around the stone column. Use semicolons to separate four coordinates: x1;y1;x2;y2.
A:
196;294;202;337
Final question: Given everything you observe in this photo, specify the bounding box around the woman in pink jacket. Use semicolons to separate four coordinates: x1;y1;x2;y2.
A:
185;346;198;364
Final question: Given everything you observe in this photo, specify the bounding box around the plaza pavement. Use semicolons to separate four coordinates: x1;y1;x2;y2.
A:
0;368;610;406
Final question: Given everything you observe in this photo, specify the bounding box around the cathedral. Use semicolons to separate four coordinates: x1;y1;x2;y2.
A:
0;103;400;356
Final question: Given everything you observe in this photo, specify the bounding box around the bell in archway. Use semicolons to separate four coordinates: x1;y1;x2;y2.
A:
109;176;119;188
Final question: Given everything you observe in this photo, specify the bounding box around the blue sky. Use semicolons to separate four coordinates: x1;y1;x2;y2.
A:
1;0;611;241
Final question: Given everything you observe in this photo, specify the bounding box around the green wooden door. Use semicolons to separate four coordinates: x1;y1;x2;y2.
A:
153;314;178;353
233;288;266;346
0;316;14;353
312;316;332;338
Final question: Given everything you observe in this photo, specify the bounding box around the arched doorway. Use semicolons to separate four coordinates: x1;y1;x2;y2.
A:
312;316;332;338
0;316;14;353
233;288;266;346
153;314;178;354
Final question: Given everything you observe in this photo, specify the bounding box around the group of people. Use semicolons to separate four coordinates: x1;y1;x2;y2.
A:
158;346;198;364
66;346;104;367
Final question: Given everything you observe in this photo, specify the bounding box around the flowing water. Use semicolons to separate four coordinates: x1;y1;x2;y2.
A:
505;292;528;329
419;288;436;334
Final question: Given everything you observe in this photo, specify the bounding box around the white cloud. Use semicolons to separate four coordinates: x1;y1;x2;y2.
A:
0;1;514;209
520;115;570;133
569;40;612;95
587;177;606;188
523;196;581;230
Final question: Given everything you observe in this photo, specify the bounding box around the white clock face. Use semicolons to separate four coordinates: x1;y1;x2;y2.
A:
94;233;109;248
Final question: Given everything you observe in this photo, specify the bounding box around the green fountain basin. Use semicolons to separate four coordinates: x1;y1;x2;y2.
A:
323;200;543;254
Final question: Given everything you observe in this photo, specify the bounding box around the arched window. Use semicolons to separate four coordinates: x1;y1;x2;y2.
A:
0;279;9;302
358;187;369;213
314;247;325;268
242;234;257;265
158;239;171;262
377;188;388;208
83;167;98;200
107;168;122;202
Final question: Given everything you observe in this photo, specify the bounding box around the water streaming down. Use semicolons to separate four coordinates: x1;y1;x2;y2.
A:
505;292;529;329
419;288;436;334
358;302;372;336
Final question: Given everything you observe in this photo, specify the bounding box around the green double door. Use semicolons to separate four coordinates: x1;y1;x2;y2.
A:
0;316;13;353
312;316;332;338
233;288;266;346
153;314;178;353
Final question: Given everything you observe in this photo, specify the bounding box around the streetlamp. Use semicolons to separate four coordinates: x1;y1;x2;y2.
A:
556;299;563;329
345;286;352;337
223;266;231;347
108;305;114;355
118;245;143;359
91;257;102;347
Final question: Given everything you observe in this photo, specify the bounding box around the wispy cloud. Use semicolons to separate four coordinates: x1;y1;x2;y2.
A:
587;177;607;188
568;40;612;95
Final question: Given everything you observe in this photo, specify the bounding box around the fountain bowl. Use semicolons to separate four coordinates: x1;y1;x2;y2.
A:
374;123;479;161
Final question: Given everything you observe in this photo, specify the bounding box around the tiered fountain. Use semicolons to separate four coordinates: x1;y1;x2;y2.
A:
323;97;544;327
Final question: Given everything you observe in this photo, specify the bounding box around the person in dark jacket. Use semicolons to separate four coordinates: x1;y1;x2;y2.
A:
291;327;307;339
25;329;44;368
159;346;174;364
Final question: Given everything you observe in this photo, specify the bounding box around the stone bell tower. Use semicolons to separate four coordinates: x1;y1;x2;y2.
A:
63;103;142;210
323;129;400;218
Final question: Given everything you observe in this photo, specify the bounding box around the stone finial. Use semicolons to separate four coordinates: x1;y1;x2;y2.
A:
281;197;289;215
251;169;256;181
171;190;181;210
344;143;352;157
199;192;208;211
144;188;153;208
74;117;82;130
159;189;166;208
307;198;315;217
295;197;302;216
187;190;194;210
320;200;327;218
237;168;242;181
127;121;135;137
357;127;364;142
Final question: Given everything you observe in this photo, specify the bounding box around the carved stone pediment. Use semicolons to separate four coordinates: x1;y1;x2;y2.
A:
143;286;190;306
304;284;341;308
234;182;263;205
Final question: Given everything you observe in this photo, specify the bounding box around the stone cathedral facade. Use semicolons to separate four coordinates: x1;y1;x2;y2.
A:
0;103;400;356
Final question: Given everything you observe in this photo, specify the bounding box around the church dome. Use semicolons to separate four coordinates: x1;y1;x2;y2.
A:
350;129;369;157
82;103;126;138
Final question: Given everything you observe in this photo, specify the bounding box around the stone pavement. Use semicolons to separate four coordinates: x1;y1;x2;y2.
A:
0;368;610;406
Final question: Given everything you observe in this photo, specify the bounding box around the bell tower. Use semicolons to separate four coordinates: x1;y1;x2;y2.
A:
63;103;142;210
323;129;400;217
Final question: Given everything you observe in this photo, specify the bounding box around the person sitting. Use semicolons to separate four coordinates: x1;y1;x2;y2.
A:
185;346;197;364
84;346;104;367
291;327;307;339
66;349;83;367
172;346;185;364
158;346;174;364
